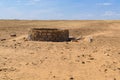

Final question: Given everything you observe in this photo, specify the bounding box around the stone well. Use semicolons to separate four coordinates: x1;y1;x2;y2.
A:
28;28;69;42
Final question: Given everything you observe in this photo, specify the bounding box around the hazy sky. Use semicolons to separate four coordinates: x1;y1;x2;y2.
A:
0;0;120;20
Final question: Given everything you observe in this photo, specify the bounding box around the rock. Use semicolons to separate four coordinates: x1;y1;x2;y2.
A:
10;33;16;37
69;36;78;42
0;38;6;41
32;62;38;65
12;40;16;41
70;77;74;80
23;37;28;41
69;36;75;41
69;35;82;42
104;69;108;72
71;40;78;42
53;76;56;78
117;68;120;70
88;36;93;43
0;67;16;72
89;58;95;60
76;35;82;40
82;61;85;64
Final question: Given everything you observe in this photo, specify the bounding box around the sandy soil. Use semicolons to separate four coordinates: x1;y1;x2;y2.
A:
0;20;120;80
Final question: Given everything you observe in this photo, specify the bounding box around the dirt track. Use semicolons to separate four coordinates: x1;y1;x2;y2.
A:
0;20;120;80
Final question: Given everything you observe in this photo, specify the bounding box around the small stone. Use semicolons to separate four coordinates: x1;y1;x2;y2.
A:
76;35;82;40
70;77;74;80
9;67;16;71
53;76;56;78
32;62;38;65
82;61;85;64
0;39;6;41
117;68;120;70
72;40;78;42
10;33;16;37
93;50;98;53
61;52;64;54
66;42;69;44
23;37;28;41
12;40;16;41
104;69;108;72
89;58;94;60
25;63;29;65
88;36;93;43
82;54;85;57
106;49;111;51
45;57;48;59
107;54;110;56
75;60;80;62
77;55;80;58
29;52;34;54
69;36;75;41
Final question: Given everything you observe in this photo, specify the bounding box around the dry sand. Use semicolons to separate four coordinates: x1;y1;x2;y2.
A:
0;20;120;80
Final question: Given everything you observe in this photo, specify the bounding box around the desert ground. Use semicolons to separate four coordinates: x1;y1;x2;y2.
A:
0;20;120;80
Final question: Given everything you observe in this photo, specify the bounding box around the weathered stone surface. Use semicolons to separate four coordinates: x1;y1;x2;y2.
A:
28;28;69;42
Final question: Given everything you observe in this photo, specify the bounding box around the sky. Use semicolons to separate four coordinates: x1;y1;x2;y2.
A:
0;0;120;20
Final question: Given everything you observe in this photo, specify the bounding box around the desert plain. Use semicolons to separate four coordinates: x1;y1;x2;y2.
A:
0;20;120;80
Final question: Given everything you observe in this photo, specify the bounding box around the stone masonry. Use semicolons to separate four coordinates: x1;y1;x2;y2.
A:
28;28;69;42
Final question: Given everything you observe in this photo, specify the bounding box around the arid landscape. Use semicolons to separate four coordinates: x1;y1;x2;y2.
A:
0;20;120;80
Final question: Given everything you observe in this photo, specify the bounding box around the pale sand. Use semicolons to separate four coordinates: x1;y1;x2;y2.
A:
0;20;120;80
